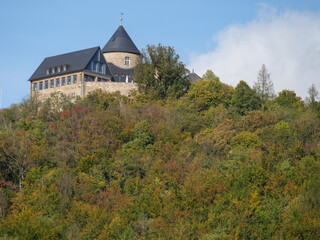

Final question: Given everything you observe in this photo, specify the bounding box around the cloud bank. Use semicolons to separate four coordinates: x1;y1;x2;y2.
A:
188;8;320;99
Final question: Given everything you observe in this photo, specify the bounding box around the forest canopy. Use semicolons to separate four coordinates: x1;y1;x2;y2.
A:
0;50;320;239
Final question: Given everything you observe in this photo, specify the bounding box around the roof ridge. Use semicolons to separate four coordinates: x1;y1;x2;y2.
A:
44;46;100;59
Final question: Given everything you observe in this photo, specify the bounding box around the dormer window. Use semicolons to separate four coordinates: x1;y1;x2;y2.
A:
57;66;61;73
92;62;97;72
51;67;55;74
63;65;67;71
98;63;102;73
46;69;50;75
125;57;130;66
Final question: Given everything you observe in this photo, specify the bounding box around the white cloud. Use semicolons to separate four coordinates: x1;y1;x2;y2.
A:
188;8;320;99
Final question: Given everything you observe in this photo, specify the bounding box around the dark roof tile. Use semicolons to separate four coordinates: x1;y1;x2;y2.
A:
189;72;201;83
107;62;135;75
29;47;100;81
102;25;140;55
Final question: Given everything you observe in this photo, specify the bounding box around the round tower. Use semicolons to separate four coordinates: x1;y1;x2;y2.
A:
102;25;141;69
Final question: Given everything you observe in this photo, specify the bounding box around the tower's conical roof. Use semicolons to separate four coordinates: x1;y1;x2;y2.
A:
102;25;140;55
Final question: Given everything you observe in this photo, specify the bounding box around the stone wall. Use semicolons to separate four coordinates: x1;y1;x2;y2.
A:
31;72;82;101
84;82;137;97
31;71;138;101
103;52;140;69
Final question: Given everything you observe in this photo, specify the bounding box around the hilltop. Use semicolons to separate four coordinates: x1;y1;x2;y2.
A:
0;65;320;239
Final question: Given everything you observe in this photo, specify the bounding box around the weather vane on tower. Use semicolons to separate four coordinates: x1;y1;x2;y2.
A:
120;13;124;26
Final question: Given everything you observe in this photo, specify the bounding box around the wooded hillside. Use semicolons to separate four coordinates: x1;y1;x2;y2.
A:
0;71;320;239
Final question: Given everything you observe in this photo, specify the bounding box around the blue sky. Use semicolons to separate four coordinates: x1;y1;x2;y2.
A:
1;0;320;108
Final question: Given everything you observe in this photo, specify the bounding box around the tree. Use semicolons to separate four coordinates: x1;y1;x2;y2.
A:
183;77;234;112
231;80;261;116
305;84;319;105
134;44;190;99
0;128;42;190
253;64;274;102
274;90;302;107
202;69;220;82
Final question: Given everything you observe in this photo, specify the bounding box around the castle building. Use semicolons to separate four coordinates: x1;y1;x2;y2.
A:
29;24;141;100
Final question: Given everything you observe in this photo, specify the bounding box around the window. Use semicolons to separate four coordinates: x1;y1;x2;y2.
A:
56;78;60;87
84;75;94;82
62;77;65;86
63;65;67;71
92;62;97;72
67;76;71;85
125;57;130;66
45;80;48;89
34;83;37;91
57;66;61;73
73;75;77;84
39;82;43;90
113;74;119;82
97;77;101;82
98;63;102;73
50;79;54;88
46;69;50;75
97;51;100;61
51;67;55;74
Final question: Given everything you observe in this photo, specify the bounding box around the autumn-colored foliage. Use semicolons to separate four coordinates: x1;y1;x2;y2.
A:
0;77;319;239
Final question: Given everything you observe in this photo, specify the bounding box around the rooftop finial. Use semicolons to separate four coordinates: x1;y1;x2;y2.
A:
120;13;124;26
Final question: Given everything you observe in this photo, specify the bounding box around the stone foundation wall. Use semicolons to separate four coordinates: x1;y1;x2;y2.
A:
31;73;138;101
31;72;82;101
84;82;137;97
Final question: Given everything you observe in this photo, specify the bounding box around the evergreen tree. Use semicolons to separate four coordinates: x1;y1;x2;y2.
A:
254;64;275;102
305;83;319;105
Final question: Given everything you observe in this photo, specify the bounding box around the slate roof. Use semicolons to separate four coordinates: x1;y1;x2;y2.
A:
189;72;201;83
107;63;135;76
29;47;101;81
102;25;140;55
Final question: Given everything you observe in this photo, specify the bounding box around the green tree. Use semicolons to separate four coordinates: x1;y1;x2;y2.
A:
184;70;234;112
135;44;190;99
231;80;261;116
274;90;302;107
231;131;261;149
305;83;319;106
202;69;220;82
253;64;274;102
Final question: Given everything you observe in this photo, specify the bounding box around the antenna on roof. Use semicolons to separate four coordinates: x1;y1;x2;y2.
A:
120;13;124;26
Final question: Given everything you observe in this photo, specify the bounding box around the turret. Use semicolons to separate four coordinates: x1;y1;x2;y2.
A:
102;25;141;69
